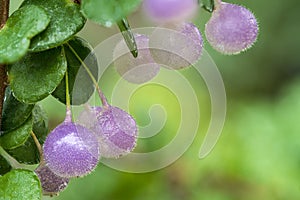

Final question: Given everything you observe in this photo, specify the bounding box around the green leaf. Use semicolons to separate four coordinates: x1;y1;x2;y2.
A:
52;37;98;105
7;137;40;165
0;117;32;150
32;105;48;145
0;169;41;200
22;0;86;52
8;47;67;104
81;0;142;27
0;87;34;134
201;0;215;13
0;5;50;64
0;156;11;176
7;105;49;164
117;18;138;58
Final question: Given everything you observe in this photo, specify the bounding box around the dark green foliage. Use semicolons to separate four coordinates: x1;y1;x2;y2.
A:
21;0;86;51
0;5;50;63
8;47;67;104
0;0;141;198
6;137;40;164
0;87;34;134
0;104;48;167
32;105;48;145
0;169;41;199
0;117;32;150
0;155;11;175
52;37;98;105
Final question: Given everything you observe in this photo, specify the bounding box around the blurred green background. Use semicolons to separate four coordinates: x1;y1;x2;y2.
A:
10;0;300;199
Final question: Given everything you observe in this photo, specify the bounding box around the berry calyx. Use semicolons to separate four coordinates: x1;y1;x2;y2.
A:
43;121;99;178
205;2;258;54
113;34;160;84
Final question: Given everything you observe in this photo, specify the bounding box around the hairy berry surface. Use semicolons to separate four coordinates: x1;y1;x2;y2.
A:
43;122;99;178
205;2;258;54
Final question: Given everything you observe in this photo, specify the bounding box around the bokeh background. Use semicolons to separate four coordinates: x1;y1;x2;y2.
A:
10;0;300;199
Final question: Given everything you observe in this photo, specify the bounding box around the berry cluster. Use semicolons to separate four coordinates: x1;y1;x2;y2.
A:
113;21;203;84
114;0;258;83
37;0;258;195
144;0;258;55
40;86;137;195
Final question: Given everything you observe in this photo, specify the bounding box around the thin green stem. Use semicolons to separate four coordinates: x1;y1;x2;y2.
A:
0;146;34;170
214;0;221;9
30;131;43;161
64;63;72;123
66;43;109;107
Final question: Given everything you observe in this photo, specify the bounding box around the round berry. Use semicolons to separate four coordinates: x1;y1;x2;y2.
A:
43;122;99;178
113;34;160;84
78;106;138;158
35;165;69;196
205;2;258;54
143;0;198;23
149;22;203;70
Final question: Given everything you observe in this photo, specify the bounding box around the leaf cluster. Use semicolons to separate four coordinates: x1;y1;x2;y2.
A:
0;0;142;198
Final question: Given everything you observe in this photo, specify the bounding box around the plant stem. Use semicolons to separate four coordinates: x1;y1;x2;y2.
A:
0;0;9;29
30;131;43;161
0;66;6;130
0;146;35;170
66;43;109;107
214;0;221;9
64;64;72;123
0;0;9;130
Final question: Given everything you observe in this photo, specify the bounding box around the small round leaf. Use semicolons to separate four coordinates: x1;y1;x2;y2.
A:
8;47;67;104
7;105;49;165
7;137;40;165
22;0;86;51
0;87;34;134
0;169;41;200
0;117;32;150
0;5;50;64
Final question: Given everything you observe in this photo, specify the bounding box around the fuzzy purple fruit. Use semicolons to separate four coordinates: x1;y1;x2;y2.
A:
78;106;138;158
43;122;99;178
149;22;203;69
143;0;198;22
205;2;258;54
113;34;160;84
35;164;69;196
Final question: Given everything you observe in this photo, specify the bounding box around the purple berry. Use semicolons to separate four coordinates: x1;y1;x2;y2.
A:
149;22;203;69
205;2;258;54
143;0;198;22
113;34;160;84
78;106;138;158
35;164;69;196
43;122;99;178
